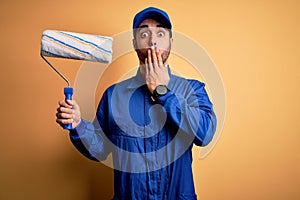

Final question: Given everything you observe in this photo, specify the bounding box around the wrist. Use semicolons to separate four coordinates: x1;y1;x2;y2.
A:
148;83;157;94
73;118;82;129
152;85;169;101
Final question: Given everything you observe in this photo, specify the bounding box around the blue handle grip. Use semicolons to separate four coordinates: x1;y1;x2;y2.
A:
63;87;74;130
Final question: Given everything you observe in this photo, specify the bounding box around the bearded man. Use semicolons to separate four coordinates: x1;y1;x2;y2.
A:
56;7;217;200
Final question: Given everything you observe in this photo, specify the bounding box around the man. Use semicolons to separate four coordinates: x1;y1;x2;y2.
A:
56;7;216;200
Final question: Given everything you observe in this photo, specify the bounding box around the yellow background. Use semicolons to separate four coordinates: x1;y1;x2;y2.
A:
0;0;299;199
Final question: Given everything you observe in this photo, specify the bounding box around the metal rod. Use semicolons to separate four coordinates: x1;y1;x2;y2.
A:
40;53;70;87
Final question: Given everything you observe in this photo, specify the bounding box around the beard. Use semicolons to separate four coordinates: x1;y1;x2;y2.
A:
135;46;171;64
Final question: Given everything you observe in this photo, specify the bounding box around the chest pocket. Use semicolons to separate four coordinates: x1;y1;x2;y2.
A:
110;116;145;138
108;116;145;153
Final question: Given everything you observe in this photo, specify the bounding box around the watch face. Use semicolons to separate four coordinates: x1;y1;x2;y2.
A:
157;85;168;95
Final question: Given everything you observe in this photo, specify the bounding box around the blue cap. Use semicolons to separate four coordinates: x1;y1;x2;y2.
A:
133;7;172;30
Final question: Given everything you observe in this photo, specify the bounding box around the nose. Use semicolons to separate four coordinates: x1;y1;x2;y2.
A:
149;35;157;47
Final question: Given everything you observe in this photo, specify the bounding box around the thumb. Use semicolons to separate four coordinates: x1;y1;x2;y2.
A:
164;60;169;68
71;100;80;111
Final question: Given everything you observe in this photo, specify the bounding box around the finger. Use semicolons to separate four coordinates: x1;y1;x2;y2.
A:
56;118;74;125
58;100;72;108
151;46;158;67
156;48;164;68
71;100;79;110
66;100;73;107
144;58;149;75
57;106;73;114
147;49;153;73
56;112;74;119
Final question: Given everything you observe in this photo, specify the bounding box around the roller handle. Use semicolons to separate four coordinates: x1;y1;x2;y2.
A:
63;87;74;130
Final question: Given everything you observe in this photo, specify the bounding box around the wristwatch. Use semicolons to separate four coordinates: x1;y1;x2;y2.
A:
152;85;169;100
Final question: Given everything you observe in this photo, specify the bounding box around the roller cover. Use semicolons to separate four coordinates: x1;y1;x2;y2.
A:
41;30;113;63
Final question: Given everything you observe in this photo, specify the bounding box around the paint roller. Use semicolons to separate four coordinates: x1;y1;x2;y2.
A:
40;30;113;129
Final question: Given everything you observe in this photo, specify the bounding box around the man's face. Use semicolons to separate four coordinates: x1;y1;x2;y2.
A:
133;19;172;64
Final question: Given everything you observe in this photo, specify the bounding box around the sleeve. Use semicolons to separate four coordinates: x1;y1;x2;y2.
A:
157;80;217;146
69;90;112;161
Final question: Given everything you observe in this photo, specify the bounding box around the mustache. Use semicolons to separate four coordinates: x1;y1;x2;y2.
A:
134;46;169;51
136;49;148;64
135;45;171;64
135;47;170;56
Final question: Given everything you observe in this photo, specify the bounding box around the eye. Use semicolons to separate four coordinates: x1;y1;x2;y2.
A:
157;31;165;37
140;32;149;38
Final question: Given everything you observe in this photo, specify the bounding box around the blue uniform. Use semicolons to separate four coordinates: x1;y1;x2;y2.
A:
70;68;217;200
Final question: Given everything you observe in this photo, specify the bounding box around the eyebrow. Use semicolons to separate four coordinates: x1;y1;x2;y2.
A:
138;24;165;29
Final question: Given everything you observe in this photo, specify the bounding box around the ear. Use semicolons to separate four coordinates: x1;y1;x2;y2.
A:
169;37;173;48
132;38;137;51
